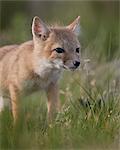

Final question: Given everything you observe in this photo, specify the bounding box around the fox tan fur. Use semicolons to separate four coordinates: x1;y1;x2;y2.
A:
0;16;80;123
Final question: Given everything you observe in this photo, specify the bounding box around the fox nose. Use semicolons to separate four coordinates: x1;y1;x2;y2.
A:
73;61;80;68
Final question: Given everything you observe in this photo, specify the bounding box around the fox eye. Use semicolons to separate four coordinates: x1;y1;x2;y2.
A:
76;48;80;53
54;48;65;53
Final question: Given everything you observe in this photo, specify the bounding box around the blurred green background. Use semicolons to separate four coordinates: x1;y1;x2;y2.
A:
0;1;120;149
0;0;119;61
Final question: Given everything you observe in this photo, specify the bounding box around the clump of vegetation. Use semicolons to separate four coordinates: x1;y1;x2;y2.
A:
0;1;119;149
0;62;119;149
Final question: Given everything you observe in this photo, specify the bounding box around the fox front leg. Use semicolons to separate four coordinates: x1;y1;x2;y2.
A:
46;82;60;123
9;84;20;123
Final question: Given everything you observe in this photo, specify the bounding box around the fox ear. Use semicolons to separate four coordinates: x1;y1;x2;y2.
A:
32;16;50;40
67;16;80;36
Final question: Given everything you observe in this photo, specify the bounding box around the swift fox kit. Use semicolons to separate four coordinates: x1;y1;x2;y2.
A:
0;16;80;122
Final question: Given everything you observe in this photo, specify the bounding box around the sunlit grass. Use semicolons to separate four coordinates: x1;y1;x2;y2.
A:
0;61;120;149
0;4;119;149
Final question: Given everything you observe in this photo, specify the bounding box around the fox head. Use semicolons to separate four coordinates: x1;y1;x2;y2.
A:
32;16;80;73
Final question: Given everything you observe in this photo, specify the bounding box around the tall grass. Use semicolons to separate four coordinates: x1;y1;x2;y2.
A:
0;3;120;149
0;62;120;149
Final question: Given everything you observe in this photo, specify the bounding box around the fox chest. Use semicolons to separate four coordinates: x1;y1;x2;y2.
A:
22;69;61;94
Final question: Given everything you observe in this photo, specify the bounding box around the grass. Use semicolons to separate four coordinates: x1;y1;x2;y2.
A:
0;62;120;150
0;6;119;149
